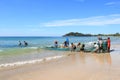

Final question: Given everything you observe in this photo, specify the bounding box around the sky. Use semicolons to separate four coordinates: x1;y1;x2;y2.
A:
0;0;120;36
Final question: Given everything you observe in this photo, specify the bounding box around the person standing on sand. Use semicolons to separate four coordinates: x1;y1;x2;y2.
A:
107;37;111;52
98;37;103;53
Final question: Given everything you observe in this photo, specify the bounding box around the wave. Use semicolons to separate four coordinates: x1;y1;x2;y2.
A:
0;55;65;68
23;47;39;50
29;47;39;49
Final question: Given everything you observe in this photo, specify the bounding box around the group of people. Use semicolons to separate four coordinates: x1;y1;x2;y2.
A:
71;42;85;52
54;38;69;48
18;41;28;47
54;37;111;53
93;37;111;53
54;39;85;52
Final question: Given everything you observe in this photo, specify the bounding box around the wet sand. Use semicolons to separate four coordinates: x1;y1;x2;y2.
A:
0;44;120;80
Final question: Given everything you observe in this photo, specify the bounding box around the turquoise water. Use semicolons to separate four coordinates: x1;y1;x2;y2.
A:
0;36;119;67
0;36;96;48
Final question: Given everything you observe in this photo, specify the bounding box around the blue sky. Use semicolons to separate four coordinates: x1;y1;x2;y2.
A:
0;0;120;36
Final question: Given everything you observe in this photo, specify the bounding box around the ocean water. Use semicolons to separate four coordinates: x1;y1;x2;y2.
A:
0;36;119;68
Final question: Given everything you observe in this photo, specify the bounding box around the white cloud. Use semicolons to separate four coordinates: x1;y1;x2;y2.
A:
41;14;120;27
105;1;120;6
105;2;116;6
75;0;85;2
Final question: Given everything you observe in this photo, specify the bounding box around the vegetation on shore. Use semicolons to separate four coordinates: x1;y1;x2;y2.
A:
63;32;120;37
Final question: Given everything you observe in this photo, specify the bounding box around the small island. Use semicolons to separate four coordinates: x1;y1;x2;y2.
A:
63;32;120;37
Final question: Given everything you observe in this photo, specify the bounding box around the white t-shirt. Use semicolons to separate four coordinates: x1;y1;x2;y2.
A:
94;44;98;49
98;40;103;47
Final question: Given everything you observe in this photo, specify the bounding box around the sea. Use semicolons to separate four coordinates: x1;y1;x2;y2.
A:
0;36;120;68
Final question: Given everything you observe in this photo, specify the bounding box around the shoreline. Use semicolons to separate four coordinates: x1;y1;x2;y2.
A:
0;55;65;68
0;43;120;80
0;52;118;80
0;42;118;68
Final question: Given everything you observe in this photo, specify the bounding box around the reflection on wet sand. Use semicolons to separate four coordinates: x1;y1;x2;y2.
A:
93;53;112;65
70;52;86;65
70;52;112;66
78;52;86;64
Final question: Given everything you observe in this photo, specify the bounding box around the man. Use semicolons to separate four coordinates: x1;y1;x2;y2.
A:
107;37;111;52
93;43;98;53
24;41;28;47
98;37;103;53
18;41;22;46
71;43;76;52
54;41;58;48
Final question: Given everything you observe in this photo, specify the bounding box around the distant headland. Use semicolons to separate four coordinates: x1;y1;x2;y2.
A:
63;32;120;37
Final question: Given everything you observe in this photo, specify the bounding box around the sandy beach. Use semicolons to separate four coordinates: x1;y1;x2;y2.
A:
1;0;120;79
0;43;120;80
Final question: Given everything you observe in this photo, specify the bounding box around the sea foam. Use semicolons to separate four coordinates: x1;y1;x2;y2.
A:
0;55;64;68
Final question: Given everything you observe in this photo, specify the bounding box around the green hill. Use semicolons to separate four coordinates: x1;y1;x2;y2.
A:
63;32;120;37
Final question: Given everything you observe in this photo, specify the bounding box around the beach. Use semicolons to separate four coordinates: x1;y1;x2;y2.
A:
1;0;120;79
0;42;120;80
